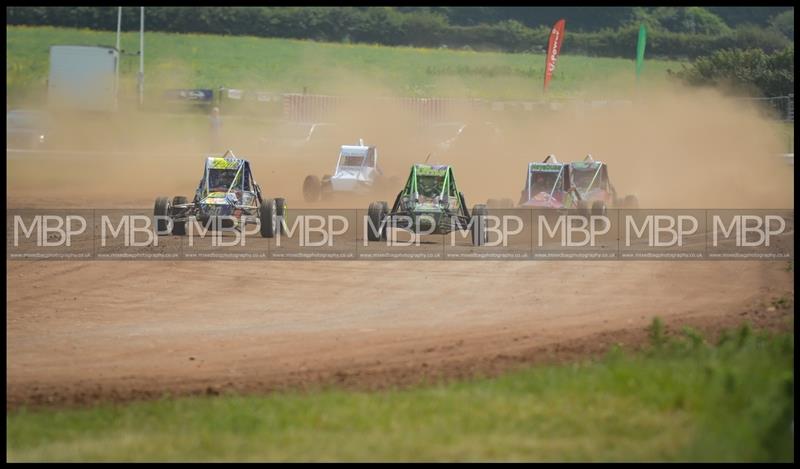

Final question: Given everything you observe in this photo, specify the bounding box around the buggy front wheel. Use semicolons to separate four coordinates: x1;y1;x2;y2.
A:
260;199;277;238
171;196;188;235
154;197;171;235
471;204;488;246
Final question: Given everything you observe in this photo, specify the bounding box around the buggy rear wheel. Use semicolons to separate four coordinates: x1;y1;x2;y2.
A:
260;198;277;238
472;204;488;246
577;200;590;218
303;175;321;203
275;197;287;235
320;180;334;201
367;201;388;242
154;197;171;235
591;201;607;217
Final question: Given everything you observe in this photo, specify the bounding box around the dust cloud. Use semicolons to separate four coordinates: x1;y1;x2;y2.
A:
7;77;793;210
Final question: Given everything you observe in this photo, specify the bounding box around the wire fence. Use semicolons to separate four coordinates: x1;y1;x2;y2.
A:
277;92;795;124
733;94;794;122
113;86;797;124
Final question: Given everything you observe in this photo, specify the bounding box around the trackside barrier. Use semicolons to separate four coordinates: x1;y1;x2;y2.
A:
280;94;486;124
125;88;797;124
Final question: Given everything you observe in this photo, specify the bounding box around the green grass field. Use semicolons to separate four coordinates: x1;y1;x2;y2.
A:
7;26;683;104
7;320;793;462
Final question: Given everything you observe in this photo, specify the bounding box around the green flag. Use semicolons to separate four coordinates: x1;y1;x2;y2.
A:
636;24;647;82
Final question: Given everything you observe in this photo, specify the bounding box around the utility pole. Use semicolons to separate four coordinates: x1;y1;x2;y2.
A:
116;7;121;108
138;7;144;107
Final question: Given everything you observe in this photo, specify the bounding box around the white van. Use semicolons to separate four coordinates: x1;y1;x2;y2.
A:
48;45;118;112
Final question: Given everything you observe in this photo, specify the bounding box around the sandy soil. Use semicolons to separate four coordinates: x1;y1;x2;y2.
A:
6;259;793;409
6;83;794;409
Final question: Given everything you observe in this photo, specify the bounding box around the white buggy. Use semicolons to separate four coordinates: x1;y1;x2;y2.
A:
302;140;395;202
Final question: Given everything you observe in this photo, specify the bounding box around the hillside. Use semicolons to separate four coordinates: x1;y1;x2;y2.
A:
7;26;682;104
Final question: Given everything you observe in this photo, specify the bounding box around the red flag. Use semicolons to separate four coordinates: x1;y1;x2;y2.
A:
543;19;566;92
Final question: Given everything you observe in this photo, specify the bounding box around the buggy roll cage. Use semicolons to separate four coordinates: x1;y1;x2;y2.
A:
334;139;382;176
572;154;616;197
390;165;464;214
579;154;602;193
526;154;569;202
199;150;261;201
543;154;560;164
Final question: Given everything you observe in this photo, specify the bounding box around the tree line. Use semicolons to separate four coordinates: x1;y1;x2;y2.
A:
6;7;793;59
672;47;794;98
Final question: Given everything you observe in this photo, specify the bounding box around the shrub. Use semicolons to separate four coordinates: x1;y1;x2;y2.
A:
673;47;794;97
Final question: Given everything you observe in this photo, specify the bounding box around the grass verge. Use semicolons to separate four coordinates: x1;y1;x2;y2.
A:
6;319;794;462
7;25;682;104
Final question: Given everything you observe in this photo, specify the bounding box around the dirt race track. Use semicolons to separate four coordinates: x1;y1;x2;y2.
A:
7;258;794;409
5;90;795;409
